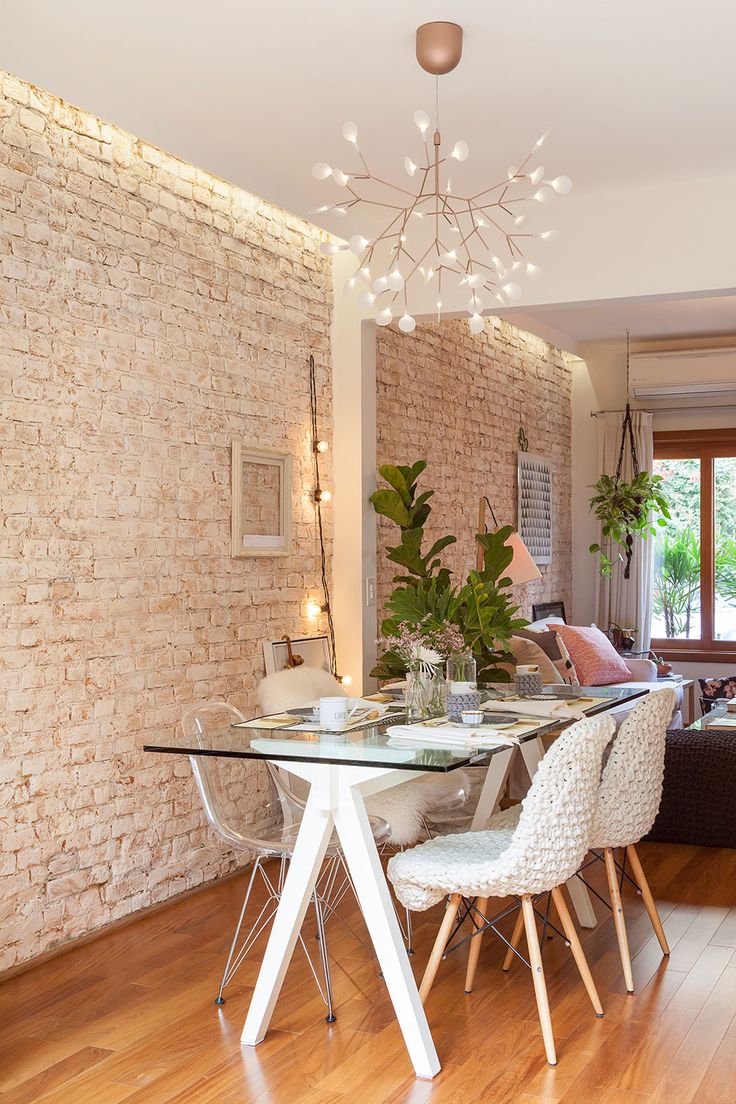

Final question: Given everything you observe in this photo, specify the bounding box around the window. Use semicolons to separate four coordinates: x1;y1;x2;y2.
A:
652;429;736;660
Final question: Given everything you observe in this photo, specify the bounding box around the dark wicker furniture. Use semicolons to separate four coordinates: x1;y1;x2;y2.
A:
646;727;736;849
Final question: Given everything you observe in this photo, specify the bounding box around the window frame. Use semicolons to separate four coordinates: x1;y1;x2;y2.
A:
652;427;736;662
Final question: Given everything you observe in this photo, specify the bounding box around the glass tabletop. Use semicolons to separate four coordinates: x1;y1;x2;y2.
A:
143;686;647;772
687;703;736;731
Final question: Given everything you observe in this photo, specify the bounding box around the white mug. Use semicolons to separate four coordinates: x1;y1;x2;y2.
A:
319;696;359;731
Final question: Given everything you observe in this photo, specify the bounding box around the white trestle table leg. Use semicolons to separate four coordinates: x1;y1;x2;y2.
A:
520;736;598;929
241;762;441;1079
241;772;334;1046
332;768;440;1079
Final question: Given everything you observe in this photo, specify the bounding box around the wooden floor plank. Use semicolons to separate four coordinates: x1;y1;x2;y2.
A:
2;844;736;1104
646;964;736;1104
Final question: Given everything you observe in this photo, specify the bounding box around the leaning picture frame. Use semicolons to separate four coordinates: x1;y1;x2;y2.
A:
262;635;332;676
231;442;292;557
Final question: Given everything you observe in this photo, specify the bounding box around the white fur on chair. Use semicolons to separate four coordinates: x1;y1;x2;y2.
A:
259;665;346;715
257;666;469;846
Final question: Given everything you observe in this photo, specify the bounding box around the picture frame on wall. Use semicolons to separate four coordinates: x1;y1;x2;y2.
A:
517;451;552;564
231;442;292;557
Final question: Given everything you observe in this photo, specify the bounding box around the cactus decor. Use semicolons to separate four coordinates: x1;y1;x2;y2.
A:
370;460;528;683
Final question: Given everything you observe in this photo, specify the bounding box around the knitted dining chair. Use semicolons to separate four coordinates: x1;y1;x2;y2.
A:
498;689;678;993
388;714;616;1066
586;688;677;992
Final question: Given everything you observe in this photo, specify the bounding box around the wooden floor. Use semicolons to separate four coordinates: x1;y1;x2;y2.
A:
3;842;736;1104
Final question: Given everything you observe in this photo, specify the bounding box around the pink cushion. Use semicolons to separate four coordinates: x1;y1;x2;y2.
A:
550;624;631;686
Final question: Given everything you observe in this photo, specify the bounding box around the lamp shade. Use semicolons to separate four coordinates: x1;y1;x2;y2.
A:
504;531;542;585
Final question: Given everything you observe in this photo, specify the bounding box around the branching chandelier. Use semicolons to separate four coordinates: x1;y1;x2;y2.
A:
313;21;571;334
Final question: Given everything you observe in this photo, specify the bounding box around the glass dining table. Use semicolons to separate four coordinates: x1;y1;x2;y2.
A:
144;684;646;1080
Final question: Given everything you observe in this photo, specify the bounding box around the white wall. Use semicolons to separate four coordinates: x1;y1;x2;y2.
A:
331;254;377;692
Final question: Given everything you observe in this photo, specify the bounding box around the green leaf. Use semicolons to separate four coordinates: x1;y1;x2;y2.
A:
378;464;413;506
424;535;457;562
369;488;412;527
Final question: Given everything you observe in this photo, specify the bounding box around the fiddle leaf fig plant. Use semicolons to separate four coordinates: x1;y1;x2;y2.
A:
589;470;671;578
370;461;527;682
370;461;455;589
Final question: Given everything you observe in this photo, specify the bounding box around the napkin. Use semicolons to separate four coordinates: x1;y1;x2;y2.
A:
482;698;586;720
386;722;521;750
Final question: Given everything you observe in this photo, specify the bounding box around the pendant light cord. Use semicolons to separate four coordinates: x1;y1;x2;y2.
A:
309;355;338;677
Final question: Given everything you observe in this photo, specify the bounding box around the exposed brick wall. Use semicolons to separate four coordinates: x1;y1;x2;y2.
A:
375;317;572;624
0;71;332;970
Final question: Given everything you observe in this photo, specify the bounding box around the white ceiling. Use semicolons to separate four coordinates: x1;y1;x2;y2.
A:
498;290;736;351
3;0;735;232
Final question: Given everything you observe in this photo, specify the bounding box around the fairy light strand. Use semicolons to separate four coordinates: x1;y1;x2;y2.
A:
308;354;338;678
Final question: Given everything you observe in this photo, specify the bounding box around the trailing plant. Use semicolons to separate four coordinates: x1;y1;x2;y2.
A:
589;470;670;578
370;462;527;682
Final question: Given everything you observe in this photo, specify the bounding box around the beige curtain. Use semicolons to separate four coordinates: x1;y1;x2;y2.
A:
594;411;655;650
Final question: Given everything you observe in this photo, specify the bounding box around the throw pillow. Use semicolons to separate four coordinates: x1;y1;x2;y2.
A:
514;627;579;685
700;676;736;704
551;623;632;686
510;635;564;684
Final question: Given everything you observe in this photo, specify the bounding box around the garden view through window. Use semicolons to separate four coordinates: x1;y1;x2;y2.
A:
652;431;736;653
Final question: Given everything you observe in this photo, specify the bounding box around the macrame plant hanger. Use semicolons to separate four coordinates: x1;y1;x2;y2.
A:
614;330;640;579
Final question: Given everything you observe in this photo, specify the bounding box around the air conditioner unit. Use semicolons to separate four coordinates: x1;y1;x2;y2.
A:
630;347;736;401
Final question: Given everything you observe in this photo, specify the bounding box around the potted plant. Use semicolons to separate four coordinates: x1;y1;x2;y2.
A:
370;461;527;683
589;470;670;578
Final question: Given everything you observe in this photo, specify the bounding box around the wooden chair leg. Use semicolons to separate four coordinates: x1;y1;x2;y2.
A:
626;844;670;955
521;895;557;1066
604;847;634;993
464;897;489;993
502;907;525;971
419;893;462;1004
551;886;604;1017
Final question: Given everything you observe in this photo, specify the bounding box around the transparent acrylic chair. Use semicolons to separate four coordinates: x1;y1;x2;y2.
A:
182;701;390;1020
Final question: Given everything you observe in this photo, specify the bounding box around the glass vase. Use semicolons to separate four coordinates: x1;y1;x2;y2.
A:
405;664;429;721
428;665;447;718
447;651;477;694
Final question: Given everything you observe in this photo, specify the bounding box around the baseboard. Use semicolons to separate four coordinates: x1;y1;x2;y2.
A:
0;864;248;985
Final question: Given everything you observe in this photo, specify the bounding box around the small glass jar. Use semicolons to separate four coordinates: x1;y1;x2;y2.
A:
405;662;429;721
447;651;477;694
428;664;447;717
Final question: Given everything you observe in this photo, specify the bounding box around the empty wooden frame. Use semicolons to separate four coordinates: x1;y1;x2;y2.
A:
231;442;292;557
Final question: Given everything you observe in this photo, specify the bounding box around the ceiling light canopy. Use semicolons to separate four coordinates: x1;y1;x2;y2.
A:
313;22;572;334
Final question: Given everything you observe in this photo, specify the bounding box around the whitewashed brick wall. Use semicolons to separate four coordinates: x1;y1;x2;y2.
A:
375;317;572;622
0;71;333;970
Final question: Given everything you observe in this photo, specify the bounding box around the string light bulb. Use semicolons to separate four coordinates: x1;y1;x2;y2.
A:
315;488;332;503
314;439;329;453
340;674;353;687
307;599;327;620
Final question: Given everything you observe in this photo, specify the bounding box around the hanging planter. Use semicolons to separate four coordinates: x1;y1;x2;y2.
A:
589;337;671;578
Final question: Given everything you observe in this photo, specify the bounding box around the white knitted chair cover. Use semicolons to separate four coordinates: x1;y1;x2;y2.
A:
257;667;469;846
590;688;676;850
388;714;615;912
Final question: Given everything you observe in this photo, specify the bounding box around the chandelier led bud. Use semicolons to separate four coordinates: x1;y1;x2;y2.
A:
313;21;571;335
